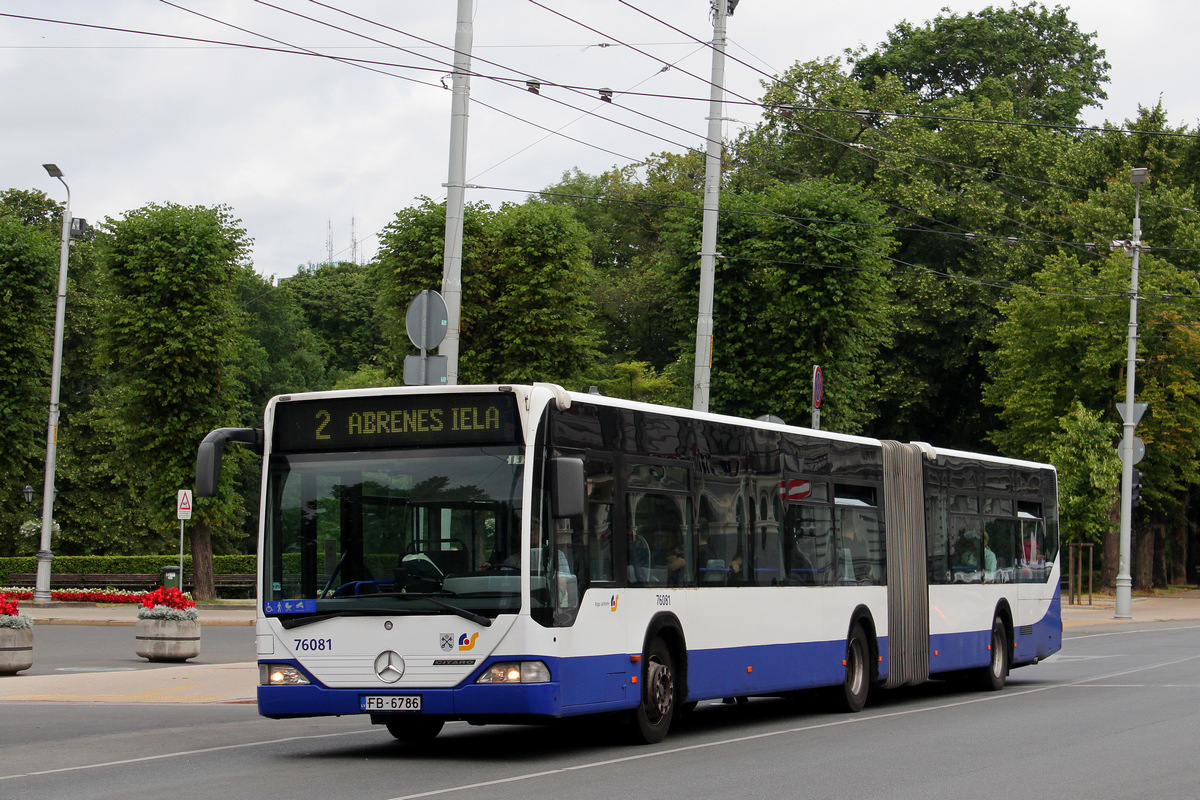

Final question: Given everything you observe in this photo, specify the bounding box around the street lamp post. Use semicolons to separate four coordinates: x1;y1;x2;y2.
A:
1115;166;1148;620
33;163;72;603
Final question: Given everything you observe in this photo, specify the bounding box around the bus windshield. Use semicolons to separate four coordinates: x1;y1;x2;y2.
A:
263;445;525;621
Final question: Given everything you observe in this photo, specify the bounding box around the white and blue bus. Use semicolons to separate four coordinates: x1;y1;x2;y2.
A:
197;383;1061;744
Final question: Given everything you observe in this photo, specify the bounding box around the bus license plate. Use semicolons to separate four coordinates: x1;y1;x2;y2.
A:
361;695;422;712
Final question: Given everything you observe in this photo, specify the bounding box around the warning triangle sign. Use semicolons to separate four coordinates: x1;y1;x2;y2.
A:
177;489;194;520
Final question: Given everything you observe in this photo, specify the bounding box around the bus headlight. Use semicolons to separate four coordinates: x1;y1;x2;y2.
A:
475;661;550;684
260;663;311;685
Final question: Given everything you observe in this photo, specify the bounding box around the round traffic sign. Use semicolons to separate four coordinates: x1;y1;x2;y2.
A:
405;290;448;350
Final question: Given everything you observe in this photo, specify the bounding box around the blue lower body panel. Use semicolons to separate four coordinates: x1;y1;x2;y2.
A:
261;601;1063;720
259;658;567;719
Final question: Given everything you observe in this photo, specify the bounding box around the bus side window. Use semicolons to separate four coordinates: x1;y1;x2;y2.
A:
628;493;688;585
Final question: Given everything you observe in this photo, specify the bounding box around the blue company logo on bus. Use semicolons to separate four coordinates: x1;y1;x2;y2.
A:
264;599;316;615
596;594;619;611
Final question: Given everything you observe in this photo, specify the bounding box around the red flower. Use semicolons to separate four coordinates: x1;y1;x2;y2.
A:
140;585;196;611
0;592;22;616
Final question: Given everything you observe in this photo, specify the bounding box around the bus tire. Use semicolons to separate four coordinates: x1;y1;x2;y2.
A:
837;622;870;713
973;616;1009;692
629;637;676;744
384;716;444;743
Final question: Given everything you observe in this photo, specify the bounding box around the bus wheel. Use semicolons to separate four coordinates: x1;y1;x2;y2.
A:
630;638;676;744
974;616;1009;692
384;716;444;743
837;623;870;713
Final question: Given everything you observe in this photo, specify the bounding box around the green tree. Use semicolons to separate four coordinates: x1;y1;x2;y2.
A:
0;207;56;555
375;198;492;379
97;203;253;599
238;270;326;407
985;244;1200;589
739;55;1090;447
847;2;1110;126
666;179;897;430
1045;402;1121;545
281;262;382;382
540;154;703;372
464;201;598;385
375;199;599;387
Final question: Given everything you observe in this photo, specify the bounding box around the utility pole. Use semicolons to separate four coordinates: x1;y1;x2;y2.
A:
439;0;473;386
1115;167;1148;620
692;0;731;412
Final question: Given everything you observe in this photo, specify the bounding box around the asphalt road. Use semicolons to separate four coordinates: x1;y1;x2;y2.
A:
3;619;1199;800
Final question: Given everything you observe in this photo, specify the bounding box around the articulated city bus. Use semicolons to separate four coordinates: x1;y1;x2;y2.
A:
196;383;1061;744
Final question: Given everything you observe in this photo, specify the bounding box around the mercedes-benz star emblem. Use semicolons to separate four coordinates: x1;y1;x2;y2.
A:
373;651;405;683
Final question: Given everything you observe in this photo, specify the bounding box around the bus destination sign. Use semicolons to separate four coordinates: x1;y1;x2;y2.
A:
272;393;520;452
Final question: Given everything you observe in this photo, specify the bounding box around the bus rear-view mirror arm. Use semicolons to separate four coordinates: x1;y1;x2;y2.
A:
196;427;264;497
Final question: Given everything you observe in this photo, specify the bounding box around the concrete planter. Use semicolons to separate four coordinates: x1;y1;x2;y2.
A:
135;618;201;662
0;626;34;675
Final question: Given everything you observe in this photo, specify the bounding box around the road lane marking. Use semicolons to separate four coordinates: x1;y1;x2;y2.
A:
0;730;374;782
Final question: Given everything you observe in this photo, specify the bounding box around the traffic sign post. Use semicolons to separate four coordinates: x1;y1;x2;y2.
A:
404;290;449;386
811;365;823;431
176;490;192;590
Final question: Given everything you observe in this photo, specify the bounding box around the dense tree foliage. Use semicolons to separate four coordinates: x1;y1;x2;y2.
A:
280;262;381;381
0;203;56;554
375;198;599;386
847;2;1110;126
95;204;253;598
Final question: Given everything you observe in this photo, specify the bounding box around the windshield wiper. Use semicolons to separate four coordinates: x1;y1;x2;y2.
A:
275;593;494;629
277;609;401;630
372;592;493;627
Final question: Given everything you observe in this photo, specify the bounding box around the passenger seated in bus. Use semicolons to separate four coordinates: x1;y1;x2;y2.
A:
726;550;745;584
480;552;519;571
666;544;687;586
957;537;980;568
982;532;997;573
554;527;576;608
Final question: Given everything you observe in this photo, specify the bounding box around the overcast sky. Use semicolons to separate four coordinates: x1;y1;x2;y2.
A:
4;1;1197;280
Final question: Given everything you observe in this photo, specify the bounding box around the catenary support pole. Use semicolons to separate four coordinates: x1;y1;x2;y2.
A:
692;0;729;412
1115;168;1146;620
439;0;473;386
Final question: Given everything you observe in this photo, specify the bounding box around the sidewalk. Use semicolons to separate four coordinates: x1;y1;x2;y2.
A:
4;592;1199;707
23;600;256;627
0;601;259;705
1060;588;1200;626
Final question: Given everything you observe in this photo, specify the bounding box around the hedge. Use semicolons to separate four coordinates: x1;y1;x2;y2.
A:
0;554;257;583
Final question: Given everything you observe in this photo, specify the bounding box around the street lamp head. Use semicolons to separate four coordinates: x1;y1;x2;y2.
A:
23;484;34;505
1130;167;1148;185
43;164;64;178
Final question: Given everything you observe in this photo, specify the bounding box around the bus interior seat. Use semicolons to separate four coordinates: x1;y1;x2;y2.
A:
396;553;443;592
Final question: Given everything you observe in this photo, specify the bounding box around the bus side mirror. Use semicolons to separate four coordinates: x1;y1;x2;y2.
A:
196;427;263;497
551;457;585;519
